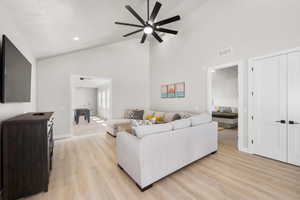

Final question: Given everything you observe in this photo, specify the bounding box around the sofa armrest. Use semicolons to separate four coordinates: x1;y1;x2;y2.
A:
116;132;142;186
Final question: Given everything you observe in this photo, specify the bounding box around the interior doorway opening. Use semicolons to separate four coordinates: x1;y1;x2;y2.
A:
212;66;238;149
207;61;248;152
70;75;112;137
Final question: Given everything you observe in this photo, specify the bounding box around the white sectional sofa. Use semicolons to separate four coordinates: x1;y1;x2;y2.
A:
116;114;218;191
104;110;186;137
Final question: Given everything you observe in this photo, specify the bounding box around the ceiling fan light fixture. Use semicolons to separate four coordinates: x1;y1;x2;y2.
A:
144;26;153;34
115;0;180;43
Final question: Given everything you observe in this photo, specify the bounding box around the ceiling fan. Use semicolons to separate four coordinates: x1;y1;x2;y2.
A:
115;0;181;43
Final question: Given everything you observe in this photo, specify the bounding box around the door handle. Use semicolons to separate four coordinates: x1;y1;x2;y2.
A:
276;120;286;124
289;121;300;125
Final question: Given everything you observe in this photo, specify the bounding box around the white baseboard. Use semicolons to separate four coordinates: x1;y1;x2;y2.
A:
54;132;103;140
54;134;72;140
238;147;250;154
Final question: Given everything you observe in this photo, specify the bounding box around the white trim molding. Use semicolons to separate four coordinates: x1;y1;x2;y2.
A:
207;60;249;153
251;47;300;61
54;134;72;140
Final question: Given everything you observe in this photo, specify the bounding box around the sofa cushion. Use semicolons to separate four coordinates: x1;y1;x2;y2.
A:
191;113;212;126
171;119;191;130
133;123;173;138
164;112;181;123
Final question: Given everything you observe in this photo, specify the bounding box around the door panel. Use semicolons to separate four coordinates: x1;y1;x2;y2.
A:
288;52;300;166
253;55;287;162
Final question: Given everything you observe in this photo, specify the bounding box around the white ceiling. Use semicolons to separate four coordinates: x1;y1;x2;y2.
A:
2;0;207;59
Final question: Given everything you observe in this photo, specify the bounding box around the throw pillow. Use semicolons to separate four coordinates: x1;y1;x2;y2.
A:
179;112;193;119
172;113;181;121
145;115;154;120
143;110;154;120
220;107;232;113
124;109;131;119
155;116;164;122
164;112;181;122
125;109;144;120
154;112;165;118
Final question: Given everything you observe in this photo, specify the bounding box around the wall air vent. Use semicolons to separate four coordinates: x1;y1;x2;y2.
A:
219;47;233;56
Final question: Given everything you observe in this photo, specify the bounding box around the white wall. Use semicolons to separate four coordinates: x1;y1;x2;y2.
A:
97;82;112;120
72;87;97;115
212;66;238;108
150;0;300;150
0;5;36;122
150;0;300;112
37;39;149;138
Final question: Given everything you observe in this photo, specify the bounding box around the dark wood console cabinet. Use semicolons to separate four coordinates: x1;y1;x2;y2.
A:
0;112;54;200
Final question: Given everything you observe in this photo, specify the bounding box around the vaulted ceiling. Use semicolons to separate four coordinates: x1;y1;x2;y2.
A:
2;0;207;59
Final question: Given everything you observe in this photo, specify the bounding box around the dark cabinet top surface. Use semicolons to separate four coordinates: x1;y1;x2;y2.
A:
2;112;54;123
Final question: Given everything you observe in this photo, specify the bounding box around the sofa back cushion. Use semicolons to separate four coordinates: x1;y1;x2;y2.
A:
134;123;173;138
191;113;212;126
171;119;191;130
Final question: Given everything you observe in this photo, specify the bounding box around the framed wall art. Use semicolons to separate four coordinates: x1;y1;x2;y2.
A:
175;82;185;98
161;85;168;98
161;82;186;99
167;84;176;98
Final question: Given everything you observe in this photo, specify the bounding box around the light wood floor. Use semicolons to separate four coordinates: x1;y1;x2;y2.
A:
72;116;106;136
26;133;300;200
218;128;238;149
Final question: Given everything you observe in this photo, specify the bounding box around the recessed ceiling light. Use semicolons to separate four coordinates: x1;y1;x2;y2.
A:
73;36;80;41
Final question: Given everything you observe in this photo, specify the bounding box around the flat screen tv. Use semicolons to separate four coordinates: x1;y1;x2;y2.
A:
0;35;32;103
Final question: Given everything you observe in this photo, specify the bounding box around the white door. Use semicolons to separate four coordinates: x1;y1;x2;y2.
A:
287;52;300;166
253;55;288;162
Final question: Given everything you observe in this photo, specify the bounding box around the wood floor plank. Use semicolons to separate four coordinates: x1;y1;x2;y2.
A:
24;133;300;200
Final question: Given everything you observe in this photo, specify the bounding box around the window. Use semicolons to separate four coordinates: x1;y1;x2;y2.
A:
102;91;106;109
106;89;110;109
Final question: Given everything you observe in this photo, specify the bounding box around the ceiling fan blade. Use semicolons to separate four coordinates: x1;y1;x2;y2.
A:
141;33;147;43
150;2;162;22
152;31;163;43
155;15;181;26
123;29;143;37
147;0;150;20
125;5;145;25
115;22;144;28
155;28;178;35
